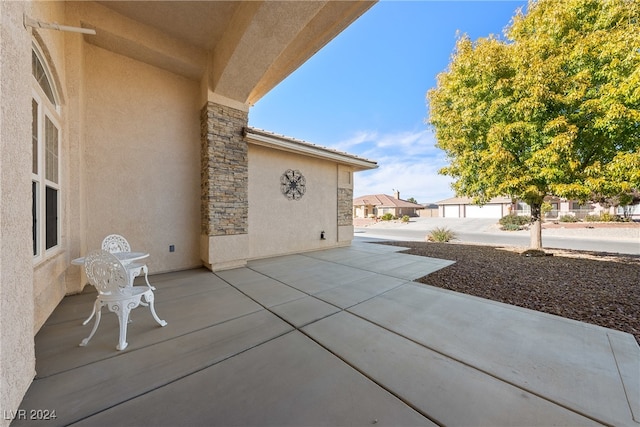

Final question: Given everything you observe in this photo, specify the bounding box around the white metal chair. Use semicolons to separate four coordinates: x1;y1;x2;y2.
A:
102;234;154;291
80;250;167;351
82;234;155;326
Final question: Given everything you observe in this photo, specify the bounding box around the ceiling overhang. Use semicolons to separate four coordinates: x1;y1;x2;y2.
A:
77;1;375;106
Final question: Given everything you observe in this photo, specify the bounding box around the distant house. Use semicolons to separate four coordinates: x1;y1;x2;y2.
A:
354;191;424;218
513;197;591;219
437;196;513;218
617;203;640;220
516;197;640;220
419;203;439;218
437;195;638;220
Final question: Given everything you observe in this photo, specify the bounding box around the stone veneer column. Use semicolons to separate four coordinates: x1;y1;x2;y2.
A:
337;166;354;243
200;101;249;269
337;187;353;227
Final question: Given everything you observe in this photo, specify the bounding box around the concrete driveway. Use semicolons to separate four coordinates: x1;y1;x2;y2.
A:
14;240;639;426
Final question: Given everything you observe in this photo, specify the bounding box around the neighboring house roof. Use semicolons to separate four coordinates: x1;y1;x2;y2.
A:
354;194;424;208
436;196;513;205
244;127;378;171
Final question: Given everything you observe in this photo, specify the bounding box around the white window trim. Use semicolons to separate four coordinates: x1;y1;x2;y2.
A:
32;44;62;264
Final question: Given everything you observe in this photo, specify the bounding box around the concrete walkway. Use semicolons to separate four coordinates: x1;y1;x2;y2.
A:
14;240;639;426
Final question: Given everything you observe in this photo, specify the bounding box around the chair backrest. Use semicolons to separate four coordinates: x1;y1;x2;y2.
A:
84;250;129;294
101;234;131;253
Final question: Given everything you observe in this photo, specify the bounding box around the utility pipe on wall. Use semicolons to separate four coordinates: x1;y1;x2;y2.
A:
24;15;96;35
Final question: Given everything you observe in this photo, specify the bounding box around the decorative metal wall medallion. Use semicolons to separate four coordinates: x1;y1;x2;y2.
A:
280;169;306;200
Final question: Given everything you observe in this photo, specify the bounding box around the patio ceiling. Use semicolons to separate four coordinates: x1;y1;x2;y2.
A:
82;1;375;105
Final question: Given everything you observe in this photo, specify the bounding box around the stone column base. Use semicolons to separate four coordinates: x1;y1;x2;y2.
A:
338;225;354;243
201;234;249;271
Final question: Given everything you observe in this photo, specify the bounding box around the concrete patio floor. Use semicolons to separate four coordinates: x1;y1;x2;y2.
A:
14;239;639;426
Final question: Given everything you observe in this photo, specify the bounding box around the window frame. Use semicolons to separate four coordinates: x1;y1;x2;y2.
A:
32;44;62;263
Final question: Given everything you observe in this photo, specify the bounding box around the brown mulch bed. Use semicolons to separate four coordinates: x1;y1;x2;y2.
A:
380;241;640;344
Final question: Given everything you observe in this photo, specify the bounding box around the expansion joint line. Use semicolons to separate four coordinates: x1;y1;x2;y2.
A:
218;266;445;427
235;262;614;427
73;308;291;425
607;333;639;423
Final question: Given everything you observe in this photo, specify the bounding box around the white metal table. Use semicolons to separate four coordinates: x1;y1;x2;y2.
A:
72;251;149;266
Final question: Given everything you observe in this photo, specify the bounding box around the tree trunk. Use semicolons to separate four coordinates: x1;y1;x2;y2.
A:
530;202;543;250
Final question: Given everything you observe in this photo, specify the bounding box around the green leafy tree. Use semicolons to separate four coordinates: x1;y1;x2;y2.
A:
407;197;418;204
428;0;640;249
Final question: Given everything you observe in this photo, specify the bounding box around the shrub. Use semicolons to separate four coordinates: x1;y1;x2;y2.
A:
401;215;410;223
559;214;578;222
426;227;457;242
501;223;522;231
499;214;530;230
380;213;394;221
584;214;601;222
599;212;618;222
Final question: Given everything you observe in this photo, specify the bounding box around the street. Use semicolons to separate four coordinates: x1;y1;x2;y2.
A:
354;218;640;255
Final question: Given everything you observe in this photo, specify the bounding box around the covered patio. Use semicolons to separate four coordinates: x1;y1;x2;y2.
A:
14;240;639;426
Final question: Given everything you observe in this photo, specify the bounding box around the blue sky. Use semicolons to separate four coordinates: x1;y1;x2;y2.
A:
249;0;528;204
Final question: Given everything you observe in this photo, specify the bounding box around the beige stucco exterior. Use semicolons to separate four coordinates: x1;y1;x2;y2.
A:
2;1;37;419
0;1;376;422
202;129;375;271
248;145;342;258
83;43;203;274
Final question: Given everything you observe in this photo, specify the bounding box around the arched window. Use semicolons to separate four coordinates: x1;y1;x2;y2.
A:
32;45;61;258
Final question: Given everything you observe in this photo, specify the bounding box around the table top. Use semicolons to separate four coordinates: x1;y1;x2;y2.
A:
71;251;149;265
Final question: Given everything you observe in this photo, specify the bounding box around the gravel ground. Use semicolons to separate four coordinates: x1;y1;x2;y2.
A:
380;241;640;344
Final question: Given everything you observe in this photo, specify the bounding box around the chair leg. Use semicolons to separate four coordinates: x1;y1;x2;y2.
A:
142;265;156;290
144;292;167;327
128;269;137;287
114;301;133;351
129;268;149;308
79;301;103;347
82;301;97;326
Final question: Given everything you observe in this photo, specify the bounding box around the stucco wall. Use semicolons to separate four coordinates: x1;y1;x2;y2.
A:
62;2;89;296
28;0;70;332
248;144;345;260
1;2;36;424
83;44;202;274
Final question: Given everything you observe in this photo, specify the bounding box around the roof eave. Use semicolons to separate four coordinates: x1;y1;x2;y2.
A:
244;127;378;171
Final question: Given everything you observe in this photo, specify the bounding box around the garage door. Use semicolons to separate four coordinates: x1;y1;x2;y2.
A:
443;205;460;218
465;204;503;218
